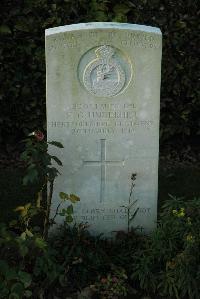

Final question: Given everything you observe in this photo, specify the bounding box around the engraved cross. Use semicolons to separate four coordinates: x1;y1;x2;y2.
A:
83;139;125;203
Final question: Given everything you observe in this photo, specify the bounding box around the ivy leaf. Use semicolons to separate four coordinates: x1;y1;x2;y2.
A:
48;141;64;148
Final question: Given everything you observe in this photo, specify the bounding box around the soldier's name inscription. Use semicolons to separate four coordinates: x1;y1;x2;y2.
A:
48;101;154;134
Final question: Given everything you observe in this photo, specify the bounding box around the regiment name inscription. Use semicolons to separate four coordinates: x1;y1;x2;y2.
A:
48;101;154;134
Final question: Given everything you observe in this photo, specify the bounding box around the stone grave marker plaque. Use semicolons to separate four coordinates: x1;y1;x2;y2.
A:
45;22;162;236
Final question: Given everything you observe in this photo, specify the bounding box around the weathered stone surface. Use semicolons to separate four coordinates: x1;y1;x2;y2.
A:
45;22;162;236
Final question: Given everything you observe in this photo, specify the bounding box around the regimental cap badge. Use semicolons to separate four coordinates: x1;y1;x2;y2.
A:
79;45;133;97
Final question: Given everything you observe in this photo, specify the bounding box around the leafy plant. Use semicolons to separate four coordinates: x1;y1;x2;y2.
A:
91;267;128;299
0;132;81;298
130;196;200;299
120;173;138;233
19;131;80;239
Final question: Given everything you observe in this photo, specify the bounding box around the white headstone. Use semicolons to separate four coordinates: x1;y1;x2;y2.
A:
46;22;162;236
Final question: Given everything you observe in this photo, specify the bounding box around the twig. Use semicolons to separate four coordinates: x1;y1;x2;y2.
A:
43;178;54;240
127;173;137;233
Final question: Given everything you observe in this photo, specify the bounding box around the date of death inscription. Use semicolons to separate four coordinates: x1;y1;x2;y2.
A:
73;207;151;222
48;102;154;135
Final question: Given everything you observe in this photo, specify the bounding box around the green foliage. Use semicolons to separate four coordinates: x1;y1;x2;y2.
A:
91;267;128;298
0;259;32;299
0;222;42;298
21;134;62;186
131;196;200;299
0;0;199;157
0;134;81;298
0;221;65;298
0;196;199;298
17;132;79;239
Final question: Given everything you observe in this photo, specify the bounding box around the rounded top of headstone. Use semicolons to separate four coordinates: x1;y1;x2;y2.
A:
45;22;162;36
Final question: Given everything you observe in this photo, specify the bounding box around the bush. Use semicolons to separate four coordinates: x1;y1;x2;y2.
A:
0;195;199;298
0;0;199;158
131;196;200;299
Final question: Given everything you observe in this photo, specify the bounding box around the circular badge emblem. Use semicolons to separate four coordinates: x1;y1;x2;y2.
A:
78;45;133;97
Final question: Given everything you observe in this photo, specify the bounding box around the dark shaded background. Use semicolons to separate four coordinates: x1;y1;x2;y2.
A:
0;0;199;162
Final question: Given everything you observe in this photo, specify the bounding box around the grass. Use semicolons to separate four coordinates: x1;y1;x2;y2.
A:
0;162;199;222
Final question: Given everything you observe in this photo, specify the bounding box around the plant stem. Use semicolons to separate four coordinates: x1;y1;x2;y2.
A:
51;202;62;223
43;178;54;240
128;174;136;233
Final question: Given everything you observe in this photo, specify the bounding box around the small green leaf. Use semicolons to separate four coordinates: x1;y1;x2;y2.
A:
25;229;33;238
51;155;62;166
34;237;47;250
9;220;18;227
48;141;64;148
113;3;131;14
10;282;24;296
59;209;66;216
59;192;69;200
18;271;32;288
69;194;80;203
0;25;12;34
20;232;27;240
65;215;73;223
24;290;32;298
59;274;68;286
67;204;73;215
14;206;25;213
129;208;139;222
23;168;38;185
5;268;17;281
19;244;28;257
